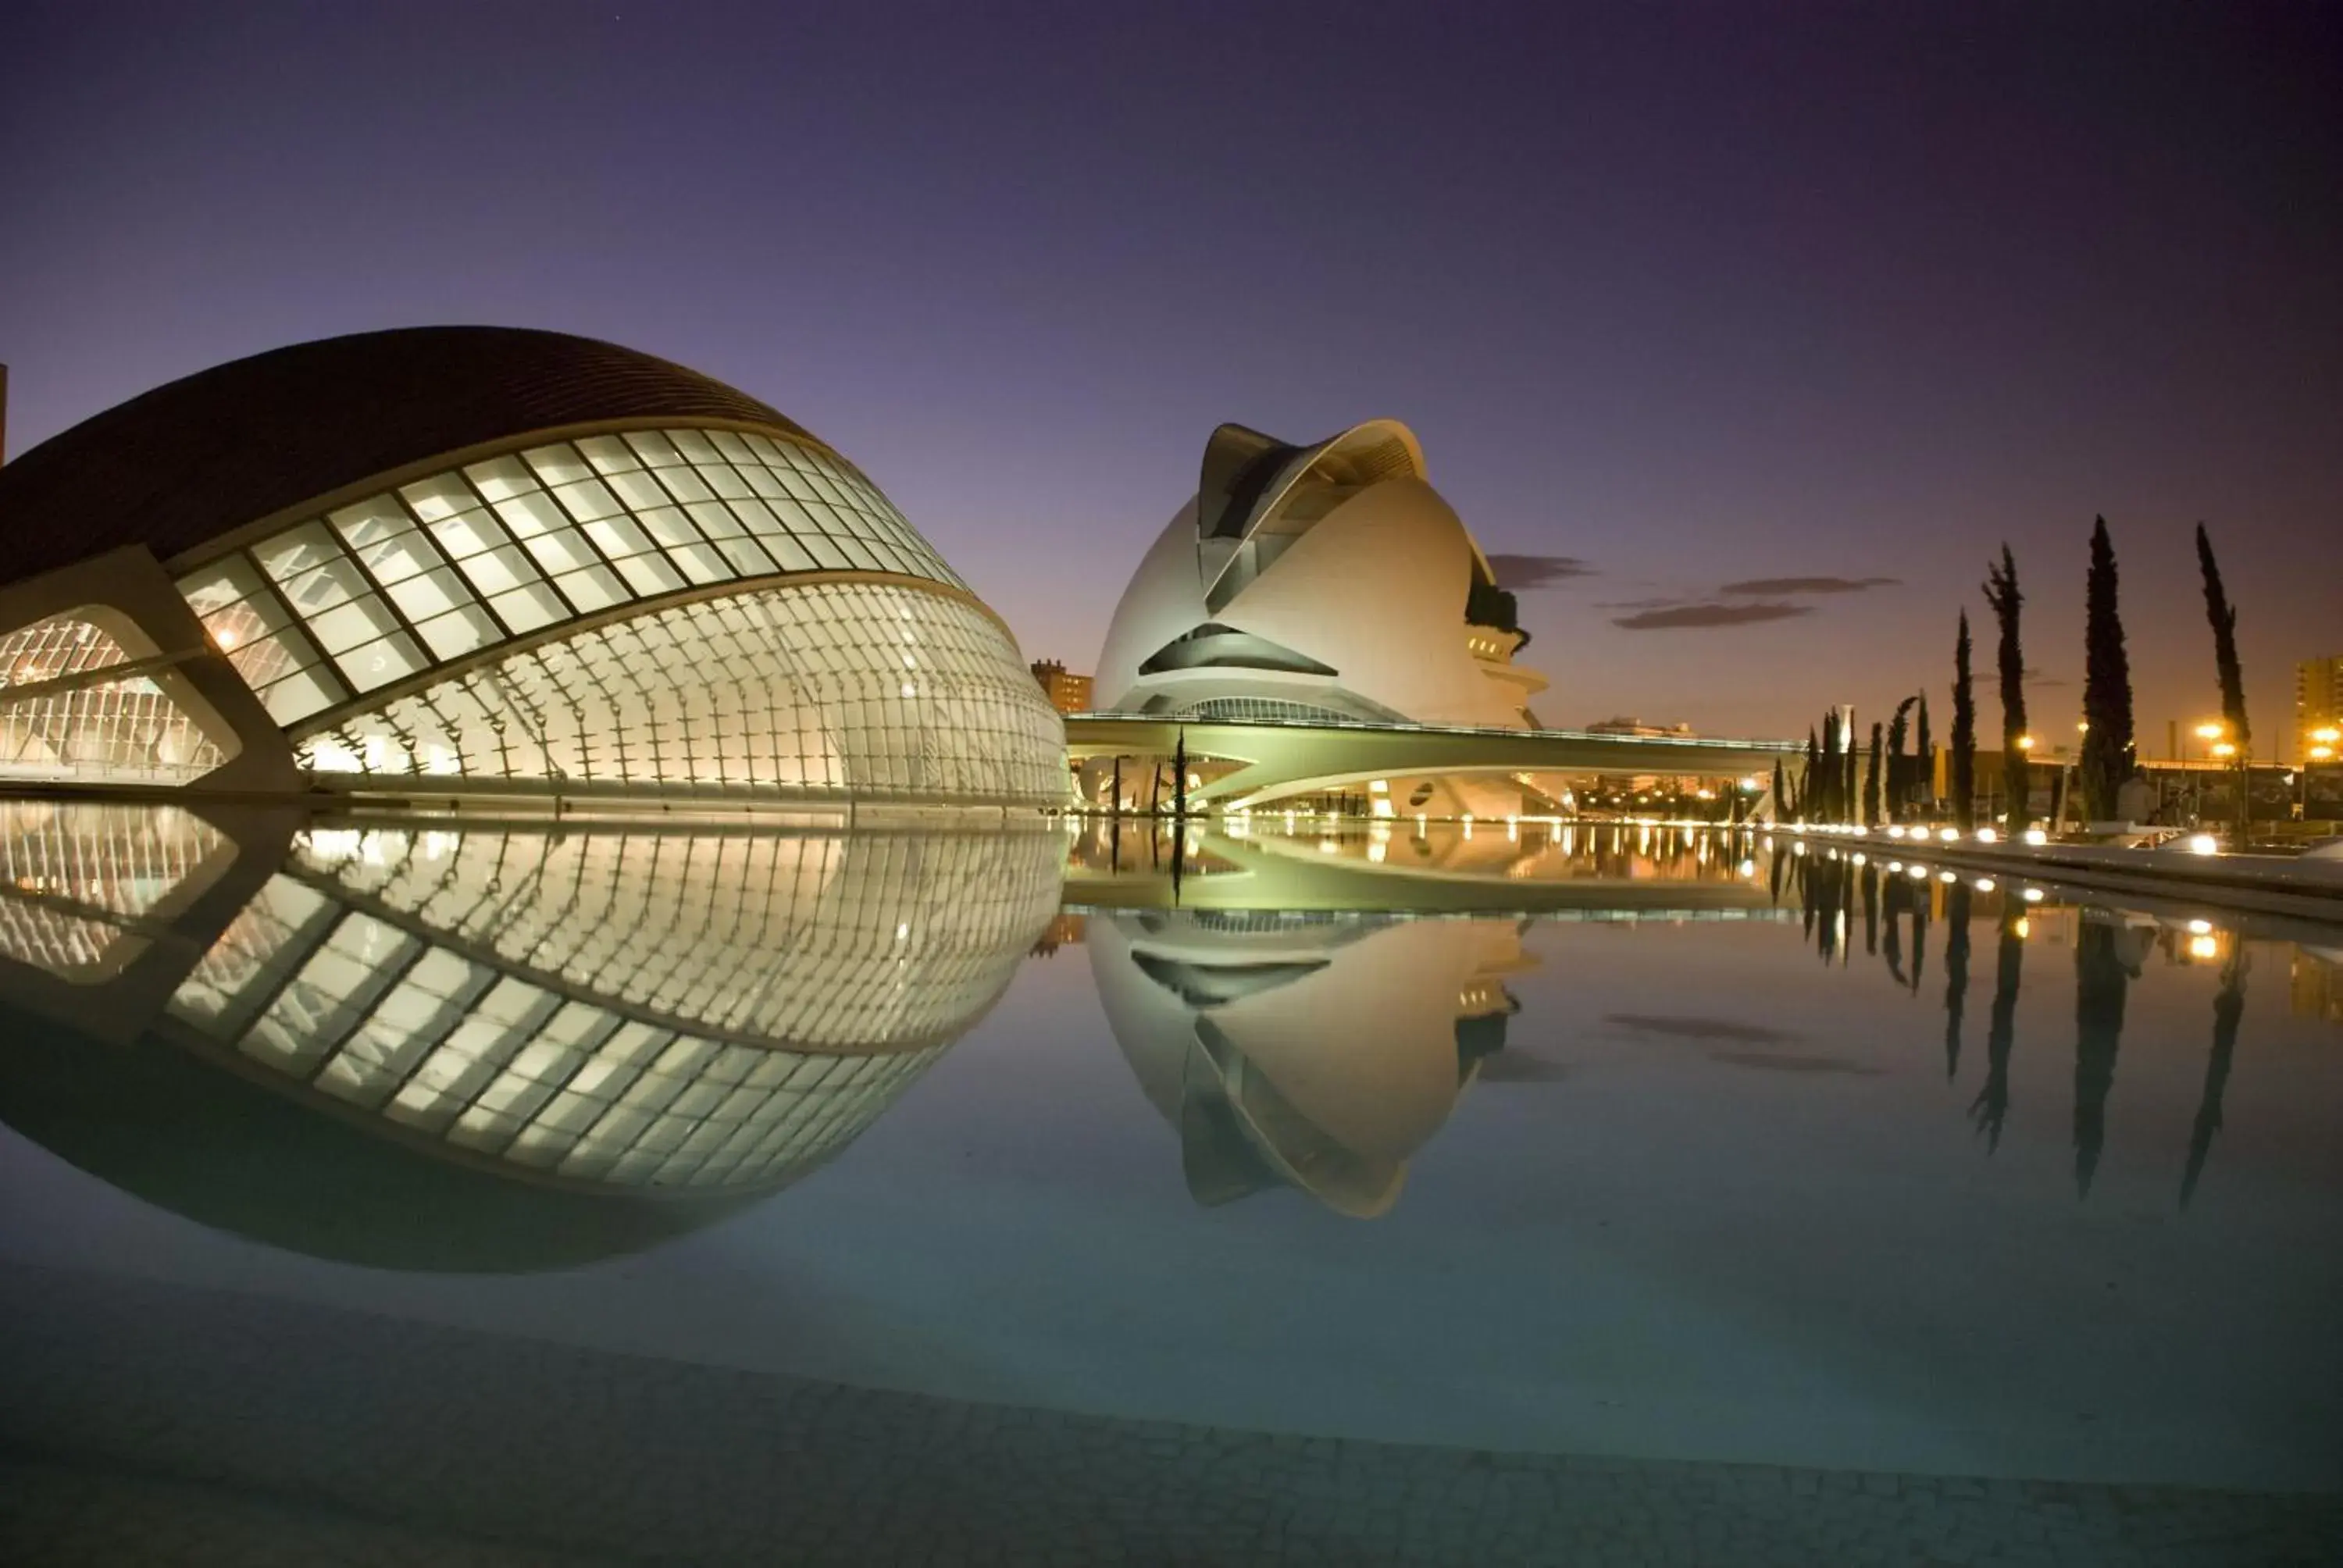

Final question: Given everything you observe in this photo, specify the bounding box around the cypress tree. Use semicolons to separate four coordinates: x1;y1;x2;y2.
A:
1886;695;1918;821
1771;757;1787;822
1803;727;1821;821
1916;693;1934;814
2194;523;2249;750
1864;722;1885;826
1950;614;1977;830
2079;517;2136;821
1983;545;2030;832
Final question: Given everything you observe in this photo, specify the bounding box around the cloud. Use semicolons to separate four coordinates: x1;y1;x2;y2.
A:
2021;665;2071;688
1611;601;1813;630
1484;553;1594;587
1593;595;1683;611
1717;576;1899;596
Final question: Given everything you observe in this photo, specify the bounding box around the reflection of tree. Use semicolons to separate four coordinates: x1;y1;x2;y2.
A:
1882;874;1907;985
1970;905;2022;1148
2181;951;2249;1210
1942;882;1973;1079
1861;862;1878;956
1910;886;1928;994
2071;920;2133;1199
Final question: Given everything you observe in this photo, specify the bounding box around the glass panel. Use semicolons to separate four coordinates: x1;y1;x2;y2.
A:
327;495;415;546
415;605;500;660
615;554;686;597
493;491;569;538
761;533;818;573
668;542;733;585
607;470;672;512
306;594;404;654
686;500;743;538
583;515;654;559
574;434;642;475
490;584;565;633
426;511;508;561
554;478;624;523
455;543;537;597
803;534;852;571
341;523;440;586
335;631;427;693
622;430;684;468
633;507;701;549
717;537;777;577
706;430;756;465
259;667;341;724
398;473;481;522
519;528;600;576
554;565;629;613
727;497;783;536
464;455;538;502
178;558;274;618
522;444;593;486
739;432;788;465
385;567;471;622
655;465;713;504
741;465;787;500
699;464;754;501
669;430;722;465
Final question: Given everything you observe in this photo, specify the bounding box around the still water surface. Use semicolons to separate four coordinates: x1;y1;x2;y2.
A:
1;806;2338;1534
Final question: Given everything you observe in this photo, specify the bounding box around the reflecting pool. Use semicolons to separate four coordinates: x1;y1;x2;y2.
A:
2;807;2338;1563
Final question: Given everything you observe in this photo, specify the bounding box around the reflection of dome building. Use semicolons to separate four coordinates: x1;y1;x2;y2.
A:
0;327;1065;807
0;802;1061;1269
1089;910;1530;1217
1093;421;1549;730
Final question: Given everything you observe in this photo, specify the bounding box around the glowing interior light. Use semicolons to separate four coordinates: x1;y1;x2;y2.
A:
1888;825;1906;839
1907;865;1927;880
2189;934;2220;959
1939;871;1957;883
2187;918;2213;934
1974;878;1994;892
1974;827;1998;844
1938;829;1959;843
2022;887;2045;902
2023;828;2047;846
2187;833;2218;856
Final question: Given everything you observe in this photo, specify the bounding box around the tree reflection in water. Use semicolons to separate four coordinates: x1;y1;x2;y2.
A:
2182;951;2249;1210
2071;918;2136;1199
1941;880;1973;1081
1970;905;2024;1152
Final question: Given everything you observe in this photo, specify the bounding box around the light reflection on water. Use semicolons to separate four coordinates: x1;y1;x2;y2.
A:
0;805;2338;1495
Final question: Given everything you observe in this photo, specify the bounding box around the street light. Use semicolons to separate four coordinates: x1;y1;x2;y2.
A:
2195;722;2225;741
2211;741;2237;759
2016;734;2035;751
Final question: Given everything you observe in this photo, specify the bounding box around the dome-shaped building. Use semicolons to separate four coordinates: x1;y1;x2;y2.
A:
1093;420;1549;731
0;327;1066;807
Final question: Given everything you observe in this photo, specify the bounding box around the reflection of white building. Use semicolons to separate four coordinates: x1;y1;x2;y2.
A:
0;802;1061;1267
1089;911;1532;1217
0;327;1065;807
1094;422;1549;731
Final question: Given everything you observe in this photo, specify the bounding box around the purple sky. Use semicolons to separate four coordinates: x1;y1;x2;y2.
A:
4;2;2338;752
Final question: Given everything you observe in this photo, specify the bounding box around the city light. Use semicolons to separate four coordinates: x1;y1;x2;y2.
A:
2210;742;2237;758
2187;833;2219;856
2023;828;2046;846
2187;919;2213;934
2022;886;2045;903
2315;726;2341;745
2015;734;2035;751
2195;722;2225;740
1974;827;1998;844
1974;878;1994;891
2189;935;2220;960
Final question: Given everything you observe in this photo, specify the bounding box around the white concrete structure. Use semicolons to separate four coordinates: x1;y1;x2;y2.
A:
1094;421;1549;731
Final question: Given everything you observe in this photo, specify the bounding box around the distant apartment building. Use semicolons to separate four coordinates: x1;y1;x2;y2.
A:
2297;654;2343;763
1031;659;1094;715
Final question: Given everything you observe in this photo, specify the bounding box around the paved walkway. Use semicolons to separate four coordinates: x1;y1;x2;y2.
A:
1;1262;2332;1566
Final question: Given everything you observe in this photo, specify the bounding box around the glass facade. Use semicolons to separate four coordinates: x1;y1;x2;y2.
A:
0;801;226;979
0;615;228;784
159;820;1062;1192
173;426;967;729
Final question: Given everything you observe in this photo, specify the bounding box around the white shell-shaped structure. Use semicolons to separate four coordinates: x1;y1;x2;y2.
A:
1094;421;1548;727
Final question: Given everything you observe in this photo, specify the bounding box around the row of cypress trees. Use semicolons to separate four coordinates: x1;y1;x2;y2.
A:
1780;520;2251;832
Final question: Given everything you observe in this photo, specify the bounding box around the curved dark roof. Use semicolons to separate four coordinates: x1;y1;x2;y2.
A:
0;326;817;583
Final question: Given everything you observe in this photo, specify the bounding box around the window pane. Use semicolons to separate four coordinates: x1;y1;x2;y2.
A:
493;491;569;538
426;511;507;560
335;631;427;692
727;497;783;536
254;522;342;582
344;525;440;586
522;444;593;486
706;430;756;465
277;556;373;617
490;583;565;633
623;430;684;468
804;535;852;570
385;566;472;622
656;465;713;504
607;470;671;512
415;605;501;660
260;666;343;723
761;533;818;573
633;507;701;549
464;455;538;502
740;432;787;465
307;594;404;654
399;473;481;522
615;553;686;597
178;558;271;616
574;435;642;475
519;527;600;576
686;500;742;539
583;515;654;558
327;495;415;547
554;565;630;612
669;430;721;465
668;542;733;585
699;463;753;501
716;537;777;577
741;465;787;500
554;478;624;522
455;543;537;597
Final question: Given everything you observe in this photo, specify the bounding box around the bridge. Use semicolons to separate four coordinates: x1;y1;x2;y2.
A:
1063;714;1805;811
